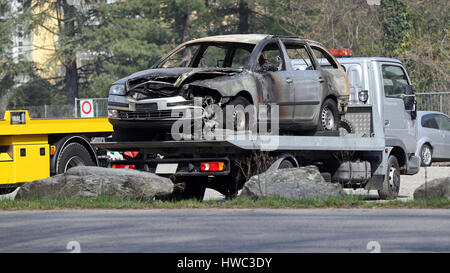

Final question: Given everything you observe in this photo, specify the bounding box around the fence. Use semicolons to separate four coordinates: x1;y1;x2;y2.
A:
2;93;449;119
74;98;108;118
1;98;108;119
416;92;450;117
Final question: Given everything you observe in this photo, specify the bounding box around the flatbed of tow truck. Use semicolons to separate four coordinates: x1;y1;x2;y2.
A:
90;103;393;198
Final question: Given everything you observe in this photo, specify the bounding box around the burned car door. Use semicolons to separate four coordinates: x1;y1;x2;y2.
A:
282;42;323;126
253;40;294;124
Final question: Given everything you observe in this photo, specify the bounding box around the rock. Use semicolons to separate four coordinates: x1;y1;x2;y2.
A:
239;165;344;200
16;166;173;201
413;177;450;200
203;188;226;201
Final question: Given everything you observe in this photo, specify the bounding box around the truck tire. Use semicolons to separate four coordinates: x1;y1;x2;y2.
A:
318;98;338;131
170;178;207;201
420;144;432;167
278;159;294;169
378;155;400;200
56;143;95;174
0;187;17;195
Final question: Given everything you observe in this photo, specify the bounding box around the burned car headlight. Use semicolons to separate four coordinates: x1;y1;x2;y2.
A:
109;84;125;96
108;109;119;118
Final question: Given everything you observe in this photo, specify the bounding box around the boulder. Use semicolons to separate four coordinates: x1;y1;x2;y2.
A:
413;177;450;200
16;166;173;201
239;165;344;200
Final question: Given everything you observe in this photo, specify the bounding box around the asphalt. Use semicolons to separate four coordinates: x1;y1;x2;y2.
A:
0;209;449;253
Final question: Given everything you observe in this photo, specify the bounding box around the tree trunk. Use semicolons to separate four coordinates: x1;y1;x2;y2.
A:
181;12;192;60
61;0;79;108
238;0;249;34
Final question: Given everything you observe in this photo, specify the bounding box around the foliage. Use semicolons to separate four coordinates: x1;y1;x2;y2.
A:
0;0;448;108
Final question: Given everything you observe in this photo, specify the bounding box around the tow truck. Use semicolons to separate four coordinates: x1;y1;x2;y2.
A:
87;50;419;200
0;110;113;194
1;49;420;200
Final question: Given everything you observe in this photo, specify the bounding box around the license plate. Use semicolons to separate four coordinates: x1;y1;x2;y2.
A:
155;163;178;174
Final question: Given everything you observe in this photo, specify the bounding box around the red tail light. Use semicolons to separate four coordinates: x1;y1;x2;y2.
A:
200;162;225;172
328;48;352;57
111;164;136;169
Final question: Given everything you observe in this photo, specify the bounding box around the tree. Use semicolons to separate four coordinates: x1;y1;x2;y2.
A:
380;0;412;56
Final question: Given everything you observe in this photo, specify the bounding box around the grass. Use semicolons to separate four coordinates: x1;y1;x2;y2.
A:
0;194;449;210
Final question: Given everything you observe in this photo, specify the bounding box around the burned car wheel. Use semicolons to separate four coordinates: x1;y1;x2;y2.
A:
318;99;338;131
223;96;251;132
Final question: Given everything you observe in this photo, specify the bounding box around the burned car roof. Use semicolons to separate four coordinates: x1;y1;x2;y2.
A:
185;34;271;45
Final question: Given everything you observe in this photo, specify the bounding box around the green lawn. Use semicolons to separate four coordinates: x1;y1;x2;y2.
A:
0;195;449;210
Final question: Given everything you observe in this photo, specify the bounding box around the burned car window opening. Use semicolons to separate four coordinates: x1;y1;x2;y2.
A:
160;45;201;68
284;43;315;71
311;46;338;70
159;42;254;69
257;42;286;72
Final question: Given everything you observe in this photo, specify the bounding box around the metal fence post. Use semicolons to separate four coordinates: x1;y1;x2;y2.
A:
440;95;443;113
74;97;78;118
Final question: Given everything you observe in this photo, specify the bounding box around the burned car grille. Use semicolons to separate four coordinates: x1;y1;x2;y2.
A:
135;103;158;111
118;110;184;120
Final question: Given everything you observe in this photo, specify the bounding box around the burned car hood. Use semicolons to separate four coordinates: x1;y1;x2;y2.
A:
113;67;243;88
114;67;245;99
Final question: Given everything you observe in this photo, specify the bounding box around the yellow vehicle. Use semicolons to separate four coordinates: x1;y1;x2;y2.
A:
0;110;113;194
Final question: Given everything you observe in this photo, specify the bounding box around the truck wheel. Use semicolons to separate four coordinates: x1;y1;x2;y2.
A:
56;143;95;174
181;178;207;201
278;159;294;169
0;187;17;195
378;155;400;200
420;144;432;167
318;99;338;131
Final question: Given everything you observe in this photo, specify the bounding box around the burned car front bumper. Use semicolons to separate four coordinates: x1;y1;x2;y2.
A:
108;95;203;129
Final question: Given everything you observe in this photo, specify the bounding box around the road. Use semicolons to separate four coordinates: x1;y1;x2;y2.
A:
0;209;449;253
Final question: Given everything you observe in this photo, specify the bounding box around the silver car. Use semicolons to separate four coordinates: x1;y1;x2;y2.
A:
416;111;450;166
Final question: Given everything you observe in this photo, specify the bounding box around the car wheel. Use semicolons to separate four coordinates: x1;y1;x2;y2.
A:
318;99;338;131
420;144;432;167
223;96;251;132
378;155;400;200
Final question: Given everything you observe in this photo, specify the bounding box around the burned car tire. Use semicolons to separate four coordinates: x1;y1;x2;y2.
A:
318;99;339;131
223;96;251;132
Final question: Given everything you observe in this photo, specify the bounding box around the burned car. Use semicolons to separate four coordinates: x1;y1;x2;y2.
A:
107;34;350;139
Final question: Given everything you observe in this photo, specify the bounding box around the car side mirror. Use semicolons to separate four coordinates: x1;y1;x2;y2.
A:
403;85;415;109
404;85;417;119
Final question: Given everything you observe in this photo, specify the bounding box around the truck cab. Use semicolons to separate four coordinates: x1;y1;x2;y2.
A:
330;53;420;175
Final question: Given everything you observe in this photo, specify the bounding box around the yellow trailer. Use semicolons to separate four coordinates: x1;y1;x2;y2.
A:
0;110;113;194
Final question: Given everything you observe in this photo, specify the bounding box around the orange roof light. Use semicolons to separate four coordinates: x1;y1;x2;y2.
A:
328;48;352;57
